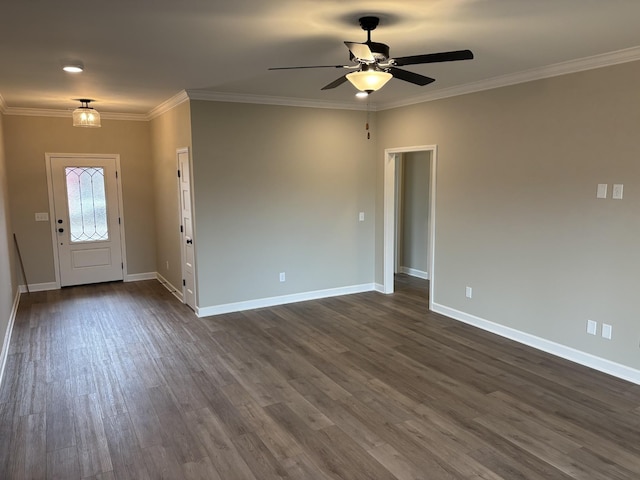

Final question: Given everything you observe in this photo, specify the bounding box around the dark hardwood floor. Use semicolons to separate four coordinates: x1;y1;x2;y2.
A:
1;275;640;479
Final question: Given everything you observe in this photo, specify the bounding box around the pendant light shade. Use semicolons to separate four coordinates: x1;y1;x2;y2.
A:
346;70;392;92
72;99;101;128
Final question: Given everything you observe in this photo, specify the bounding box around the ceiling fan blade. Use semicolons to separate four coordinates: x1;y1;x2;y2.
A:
393;49;474;67
344;42;375;62
389;67;435;86
269;64;347;70
321;75;349;90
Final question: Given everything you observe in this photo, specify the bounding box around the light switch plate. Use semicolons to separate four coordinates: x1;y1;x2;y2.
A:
587;319;597;335
359;212;365;222
596;184;607;199
612;184;623;200
35;212;49;221
602;323;612;339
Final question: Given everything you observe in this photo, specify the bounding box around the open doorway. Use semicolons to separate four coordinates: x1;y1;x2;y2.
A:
383;145;436;309
394;151;431;296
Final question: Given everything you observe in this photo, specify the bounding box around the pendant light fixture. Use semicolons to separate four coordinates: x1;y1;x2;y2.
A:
72;99;101;128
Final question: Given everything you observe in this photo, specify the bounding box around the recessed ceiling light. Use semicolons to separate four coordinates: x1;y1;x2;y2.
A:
63;63;84;73
355;91;369;98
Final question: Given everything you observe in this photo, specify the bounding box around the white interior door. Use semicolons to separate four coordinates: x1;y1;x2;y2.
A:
178;148;196;310
48;155;124;287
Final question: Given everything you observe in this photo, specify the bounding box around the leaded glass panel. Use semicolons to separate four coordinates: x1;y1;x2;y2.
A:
65;167;109;242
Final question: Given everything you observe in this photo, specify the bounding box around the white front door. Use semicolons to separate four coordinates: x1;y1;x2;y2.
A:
178;148;196;310
47;154;124;287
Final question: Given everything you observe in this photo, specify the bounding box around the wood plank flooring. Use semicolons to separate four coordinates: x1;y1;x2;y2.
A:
1;275;640;479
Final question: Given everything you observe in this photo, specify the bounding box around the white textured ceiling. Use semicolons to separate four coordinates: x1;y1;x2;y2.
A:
2;0;640;115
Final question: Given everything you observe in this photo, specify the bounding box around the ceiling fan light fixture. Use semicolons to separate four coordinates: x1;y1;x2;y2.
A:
72;99;101;127
346;70;392;92
355;91;369;98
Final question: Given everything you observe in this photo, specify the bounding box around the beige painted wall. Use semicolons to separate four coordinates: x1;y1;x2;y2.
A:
400;151;430;274
190;101;376;308
149;100;192;292
378;60;640;370
3;116;156;284
0;111;19;367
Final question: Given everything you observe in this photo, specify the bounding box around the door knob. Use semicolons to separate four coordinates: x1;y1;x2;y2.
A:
57;219;63;224
58;228;64;233
186;238;193;244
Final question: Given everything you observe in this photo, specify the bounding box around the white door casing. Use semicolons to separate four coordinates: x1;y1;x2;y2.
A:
383;145;436;309
178;148;196;310
46;154;125;287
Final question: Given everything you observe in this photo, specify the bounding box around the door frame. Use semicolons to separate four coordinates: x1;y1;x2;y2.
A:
394;158;404;274
45;153;128;288
383;145;436;309
177;147;197;309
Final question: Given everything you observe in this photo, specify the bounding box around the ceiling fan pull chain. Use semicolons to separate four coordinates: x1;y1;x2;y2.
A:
366;99;371;140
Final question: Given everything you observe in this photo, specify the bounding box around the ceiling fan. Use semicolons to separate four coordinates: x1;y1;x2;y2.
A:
269;16;474;94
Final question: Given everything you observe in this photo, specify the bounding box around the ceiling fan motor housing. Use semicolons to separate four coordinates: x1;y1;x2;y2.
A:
348;42;389;63
368;42;389;62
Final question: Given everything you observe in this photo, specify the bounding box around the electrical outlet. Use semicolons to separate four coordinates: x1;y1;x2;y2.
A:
279;272;286;282
587;319;597;335
359;212;365;222
465;286;472;298
602;323;612;340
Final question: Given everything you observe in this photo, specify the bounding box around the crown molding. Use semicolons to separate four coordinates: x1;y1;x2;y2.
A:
186;89;372;111
377;45;640;111
147;90;190;120
101;112;148;121
2;106;147;121
4;107;71;118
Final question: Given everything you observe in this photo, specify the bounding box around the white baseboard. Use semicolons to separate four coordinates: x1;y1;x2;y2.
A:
400;267;429;280
197;283;376;317
156;273;184;302
0;288;20;390
19;281;58;293
19;273;157;289
431;302;640;386
374;283;385;293
125;272;157;282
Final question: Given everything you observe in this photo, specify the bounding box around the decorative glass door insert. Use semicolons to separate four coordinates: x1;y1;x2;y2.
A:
65;166;109;242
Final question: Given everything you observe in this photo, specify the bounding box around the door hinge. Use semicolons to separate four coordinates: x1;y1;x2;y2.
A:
177;169;181;178
180;225;183;233
118;217;121;225
183;279;186;287
115;171;118;179
121;262;124;269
